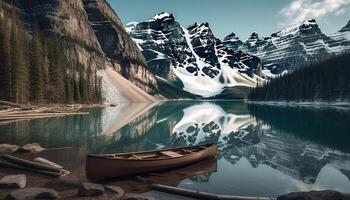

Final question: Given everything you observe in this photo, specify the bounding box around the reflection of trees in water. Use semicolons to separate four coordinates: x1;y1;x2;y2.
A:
0;108;106;153
248;104;350;153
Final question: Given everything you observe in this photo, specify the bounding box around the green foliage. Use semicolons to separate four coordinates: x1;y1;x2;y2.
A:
0;16;11;101
30;29;44;103
9;8;30;103
249;53;350;102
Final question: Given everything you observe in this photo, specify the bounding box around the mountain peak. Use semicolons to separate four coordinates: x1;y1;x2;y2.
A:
339;20;350;32
227;32;237;37
303;19;317;25
249;32;259;39
152;12;174;21
277;19;321;37
300;19;318;29
224;32;241;42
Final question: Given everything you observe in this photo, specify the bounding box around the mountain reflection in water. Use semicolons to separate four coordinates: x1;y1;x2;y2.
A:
107;101;350;196
1;101;350;197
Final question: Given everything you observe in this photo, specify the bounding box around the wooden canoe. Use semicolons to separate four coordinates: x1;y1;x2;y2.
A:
86;143;217;182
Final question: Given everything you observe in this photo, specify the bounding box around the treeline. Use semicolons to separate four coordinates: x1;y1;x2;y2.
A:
249;53;350;102
0;9;103;104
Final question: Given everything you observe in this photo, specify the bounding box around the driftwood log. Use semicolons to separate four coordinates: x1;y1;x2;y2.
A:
151;184;276;200
1;154;62;173
33;157;64;169
0;100;32;110
0;160;61;177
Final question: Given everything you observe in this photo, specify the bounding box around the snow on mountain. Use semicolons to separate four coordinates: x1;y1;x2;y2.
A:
152;12;172;21
127;13;264;98
330;20;350;53
224;19;350;74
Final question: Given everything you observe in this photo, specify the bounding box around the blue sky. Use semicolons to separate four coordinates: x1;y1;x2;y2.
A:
108;0;350;40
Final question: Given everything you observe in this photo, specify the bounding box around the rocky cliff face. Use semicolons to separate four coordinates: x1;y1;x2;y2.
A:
82;0;157;94
330;20;350;53
224;19;350;75
127;12;264;98
2;0;158;96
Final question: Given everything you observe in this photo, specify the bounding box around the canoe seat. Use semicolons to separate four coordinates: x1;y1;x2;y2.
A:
161;151;182;158
182;149;193;153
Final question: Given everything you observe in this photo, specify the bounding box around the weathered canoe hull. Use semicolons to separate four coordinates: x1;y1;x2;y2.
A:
86;144;217;182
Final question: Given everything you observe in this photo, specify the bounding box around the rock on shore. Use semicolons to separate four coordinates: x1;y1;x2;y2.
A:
5;187;59;200
121;193;156;200
0;144;19;153
0;174;26;189
78;182;105;197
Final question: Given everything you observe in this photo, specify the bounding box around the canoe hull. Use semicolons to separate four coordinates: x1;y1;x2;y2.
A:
86;144;217;182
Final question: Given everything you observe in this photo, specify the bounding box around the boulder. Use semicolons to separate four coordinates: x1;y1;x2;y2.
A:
121;193;156;200
18;143;45;153
0;174;26;189
45;177;81;191
5;187;59;200
0;144;19;153
105;186;124;199
78;182;104;197
278;190;350;200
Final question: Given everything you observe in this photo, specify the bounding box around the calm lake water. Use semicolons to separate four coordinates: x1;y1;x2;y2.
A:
1;101;350;197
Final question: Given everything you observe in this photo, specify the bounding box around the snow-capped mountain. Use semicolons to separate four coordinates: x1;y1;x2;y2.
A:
330;20;350;53
127;12;264;98
224;19;350;74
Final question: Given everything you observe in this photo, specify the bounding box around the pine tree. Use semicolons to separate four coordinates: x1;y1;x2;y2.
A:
0;16;12;101
79;66;86;103
85;66;92;103
55;40;66;103
73;70;81;103
249;53;350;102
30;29;44;103
47;37;66;103
10;10;30;103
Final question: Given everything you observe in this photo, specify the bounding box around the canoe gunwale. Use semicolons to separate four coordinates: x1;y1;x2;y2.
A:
87;143;217;162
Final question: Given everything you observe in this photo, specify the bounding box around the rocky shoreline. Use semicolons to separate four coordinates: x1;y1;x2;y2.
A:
0;144;156;200
0;102;107;125
1;144;350;200
0;174;154;200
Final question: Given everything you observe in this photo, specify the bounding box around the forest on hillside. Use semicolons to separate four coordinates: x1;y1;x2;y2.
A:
249;53;350;102
0;8;102;104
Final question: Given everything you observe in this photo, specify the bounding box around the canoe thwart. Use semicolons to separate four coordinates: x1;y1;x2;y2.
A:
160;151;182;158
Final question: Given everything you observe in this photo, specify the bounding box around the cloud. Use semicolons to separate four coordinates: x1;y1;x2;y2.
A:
335;8;347;16
279;0;350;26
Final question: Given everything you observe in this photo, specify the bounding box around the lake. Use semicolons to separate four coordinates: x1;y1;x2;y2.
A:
1;101;350;198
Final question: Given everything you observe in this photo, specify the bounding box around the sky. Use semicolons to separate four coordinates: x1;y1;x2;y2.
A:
108;0;350;40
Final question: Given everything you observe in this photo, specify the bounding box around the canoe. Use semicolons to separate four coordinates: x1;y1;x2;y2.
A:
86;143;217;182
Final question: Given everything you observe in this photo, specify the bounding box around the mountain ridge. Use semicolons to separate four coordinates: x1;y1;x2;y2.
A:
224;19;350;74
127;12;264;98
